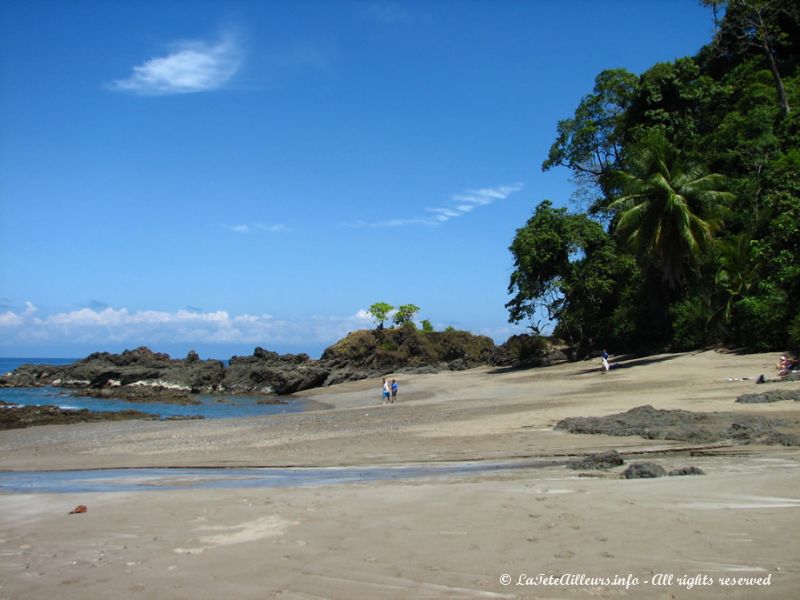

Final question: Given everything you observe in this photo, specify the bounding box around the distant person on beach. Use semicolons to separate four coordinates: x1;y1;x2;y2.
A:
601;349;610;374
391;379;398;403
382;377;391;403
777;355;799;377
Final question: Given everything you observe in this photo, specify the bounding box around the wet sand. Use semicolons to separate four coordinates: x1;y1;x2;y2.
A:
1;350;798;598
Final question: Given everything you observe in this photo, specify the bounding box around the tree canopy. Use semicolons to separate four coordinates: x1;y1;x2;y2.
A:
510;1;799;354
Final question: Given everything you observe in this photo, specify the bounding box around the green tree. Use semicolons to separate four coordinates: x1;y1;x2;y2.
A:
367;302;394;329
420;319;434;333
507;200;639;355
714;233;761;327
542;69;639;207
393;304;420;326
704;0;795;118
609;130;733;288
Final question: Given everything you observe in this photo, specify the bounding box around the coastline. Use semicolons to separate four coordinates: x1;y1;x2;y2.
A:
1;350;798;598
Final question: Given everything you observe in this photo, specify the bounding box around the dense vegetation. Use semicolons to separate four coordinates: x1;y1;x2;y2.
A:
508;0;799;356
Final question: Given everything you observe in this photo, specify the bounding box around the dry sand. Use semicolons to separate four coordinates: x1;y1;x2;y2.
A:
1;350;798;598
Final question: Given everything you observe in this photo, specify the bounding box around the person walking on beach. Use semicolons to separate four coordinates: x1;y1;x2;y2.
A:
601;349;610;374
390;379;398;403
382;377;391;404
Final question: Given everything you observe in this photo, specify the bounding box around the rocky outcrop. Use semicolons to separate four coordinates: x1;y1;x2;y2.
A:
0;400;158;430
0;327;515;399
321;325;496;374
555;405;800;446
0;348;225;402
736;389;800;403
224;348;330;395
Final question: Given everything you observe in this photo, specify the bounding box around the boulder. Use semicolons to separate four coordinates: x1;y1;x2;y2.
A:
668;466;705;476
737;389;800;403
568;449;624;470
622;463;667;479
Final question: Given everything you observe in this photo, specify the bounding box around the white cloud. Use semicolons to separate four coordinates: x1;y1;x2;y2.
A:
347;182;524;228
0;311;23;327
0;305;378;350
110;34;242;95
226;223;288;234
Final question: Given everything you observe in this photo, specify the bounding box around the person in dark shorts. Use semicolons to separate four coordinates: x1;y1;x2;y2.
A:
390;379;398;403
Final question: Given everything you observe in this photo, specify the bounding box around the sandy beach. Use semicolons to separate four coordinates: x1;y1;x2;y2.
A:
1;350;799;599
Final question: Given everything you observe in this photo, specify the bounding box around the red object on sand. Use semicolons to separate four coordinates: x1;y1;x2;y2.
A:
69;505;88;514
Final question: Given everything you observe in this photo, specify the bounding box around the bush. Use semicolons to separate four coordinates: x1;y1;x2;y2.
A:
670;298;712;350
503;334;548;365
734;283;789;350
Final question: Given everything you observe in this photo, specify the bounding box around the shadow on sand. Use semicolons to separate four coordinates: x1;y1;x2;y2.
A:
489;351;695;377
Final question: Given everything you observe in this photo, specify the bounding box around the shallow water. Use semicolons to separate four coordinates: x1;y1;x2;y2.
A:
0;357;310;420
0;386;310;420
0;460;559;494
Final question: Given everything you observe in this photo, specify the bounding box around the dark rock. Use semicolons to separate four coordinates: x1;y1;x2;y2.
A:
555;405;718;443
163;415;204;421
0;346;225;394
568;450;624;470
622;463;666;479
223;362;329;395
74;386;200;405
668;466;705;476
321;327;495;374
323;368;369;387
447;358;470;371
753;432;800;446
737;389;800;403
555;405;800;447
0;329;558;401
0;401;156;430
398;366;440;375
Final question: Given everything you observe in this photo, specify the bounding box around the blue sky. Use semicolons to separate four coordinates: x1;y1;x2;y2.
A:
0;0;716;359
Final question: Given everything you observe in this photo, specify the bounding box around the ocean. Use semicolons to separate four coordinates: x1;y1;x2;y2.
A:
0;357;309;420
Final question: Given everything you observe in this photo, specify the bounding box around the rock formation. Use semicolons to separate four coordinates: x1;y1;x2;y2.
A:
1;326;547;399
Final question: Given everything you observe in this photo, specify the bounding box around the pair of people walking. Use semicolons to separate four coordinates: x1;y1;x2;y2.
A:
382;377;398;403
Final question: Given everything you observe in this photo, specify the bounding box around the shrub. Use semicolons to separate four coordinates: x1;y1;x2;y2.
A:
670;298;712;350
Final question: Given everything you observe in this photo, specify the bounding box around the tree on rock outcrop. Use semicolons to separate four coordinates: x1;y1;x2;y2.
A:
367;302;394;330
393;304;420;327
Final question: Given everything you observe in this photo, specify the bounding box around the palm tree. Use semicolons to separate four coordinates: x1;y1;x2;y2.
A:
609;131;733;288
715;232;760;325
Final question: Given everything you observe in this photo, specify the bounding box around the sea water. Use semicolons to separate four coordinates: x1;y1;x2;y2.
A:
0;357;309;420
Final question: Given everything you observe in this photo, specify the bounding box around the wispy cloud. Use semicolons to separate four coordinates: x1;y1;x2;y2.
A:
110;33;242;95
347;182;524;228
365;2;413;24
225;223;289;234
